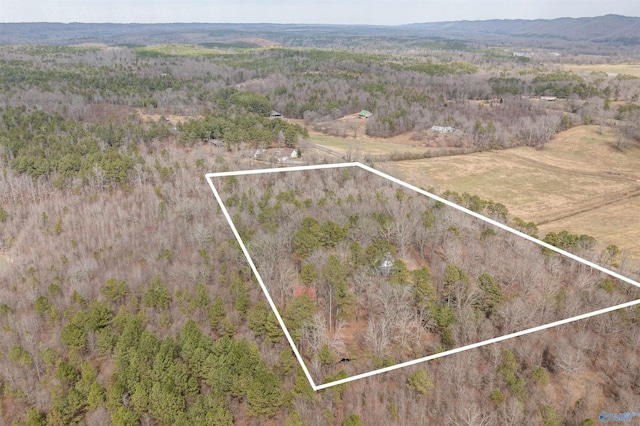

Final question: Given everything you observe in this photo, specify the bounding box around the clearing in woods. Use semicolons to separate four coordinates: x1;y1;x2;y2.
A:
562;63;640;77
388;125;640;260
300;114;464;157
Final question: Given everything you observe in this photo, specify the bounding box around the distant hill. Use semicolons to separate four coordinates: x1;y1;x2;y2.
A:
1;15;639;49
405;15;640;46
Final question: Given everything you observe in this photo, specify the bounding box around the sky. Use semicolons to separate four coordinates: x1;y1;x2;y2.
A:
1;0;638;25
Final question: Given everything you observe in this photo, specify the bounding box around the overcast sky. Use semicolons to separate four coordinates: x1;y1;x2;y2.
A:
1;0;638;25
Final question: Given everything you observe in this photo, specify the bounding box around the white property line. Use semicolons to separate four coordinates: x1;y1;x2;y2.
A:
205;162;640;391
311;298;640;390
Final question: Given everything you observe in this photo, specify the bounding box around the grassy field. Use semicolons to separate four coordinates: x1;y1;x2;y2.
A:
386;149;636;222
134;44;233;58
562;63;640;77
384;125;640;260
309;133;431;156
537;196;640;261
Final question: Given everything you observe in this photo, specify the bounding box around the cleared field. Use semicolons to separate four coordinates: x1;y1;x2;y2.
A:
508;126;640;179
387;150;636;222
538;195;640;261
309;132;432;156
562;63;640;77
306;113;455;157
134;44;232;58
386;125;640;260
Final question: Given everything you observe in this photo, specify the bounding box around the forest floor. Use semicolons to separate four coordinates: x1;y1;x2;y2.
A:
0;254;10;275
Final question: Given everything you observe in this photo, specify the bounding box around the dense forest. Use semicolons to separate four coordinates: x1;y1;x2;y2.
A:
0;36;639;425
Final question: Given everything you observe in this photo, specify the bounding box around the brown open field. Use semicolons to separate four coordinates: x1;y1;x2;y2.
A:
383;125;640;261
309;132;432;156
537;196;640;262
562;63;640;77
137;110;199;125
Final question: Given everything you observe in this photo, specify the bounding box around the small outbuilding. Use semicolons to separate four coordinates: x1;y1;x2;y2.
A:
269;110;283;118
431;126;454;134
358;110;372;119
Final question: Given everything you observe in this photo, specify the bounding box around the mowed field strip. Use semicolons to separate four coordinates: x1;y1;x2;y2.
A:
309;133;431;155
563;63;640;77
381;126;640;259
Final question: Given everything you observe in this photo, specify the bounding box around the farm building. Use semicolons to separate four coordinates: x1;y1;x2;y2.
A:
269;110;283;118
358;110;372;119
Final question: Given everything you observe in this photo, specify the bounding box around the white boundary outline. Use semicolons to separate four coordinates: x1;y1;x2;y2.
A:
205;162;640;391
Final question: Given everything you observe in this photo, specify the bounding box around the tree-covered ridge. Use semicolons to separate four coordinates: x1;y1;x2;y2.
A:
217;167;639;384
3;17;640;49
3;43;637;146
0;58;186;102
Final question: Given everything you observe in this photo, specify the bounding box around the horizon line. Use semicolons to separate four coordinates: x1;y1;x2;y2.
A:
1;14;637;27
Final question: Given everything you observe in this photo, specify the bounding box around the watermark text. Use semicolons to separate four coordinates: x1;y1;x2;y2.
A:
600;412;640;423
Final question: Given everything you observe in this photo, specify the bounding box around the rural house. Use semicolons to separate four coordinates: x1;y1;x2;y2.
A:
358;110;372;119
376;252;395;274
274;148;299;163
243;148;265;159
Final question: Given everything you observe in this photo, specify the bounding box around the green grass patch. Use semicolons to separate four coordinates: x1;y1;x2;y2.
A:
399;61;478;76
310;134;428;156
135;44;232;58
563;64;640;78
200;41;261;49
411;39;470;51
